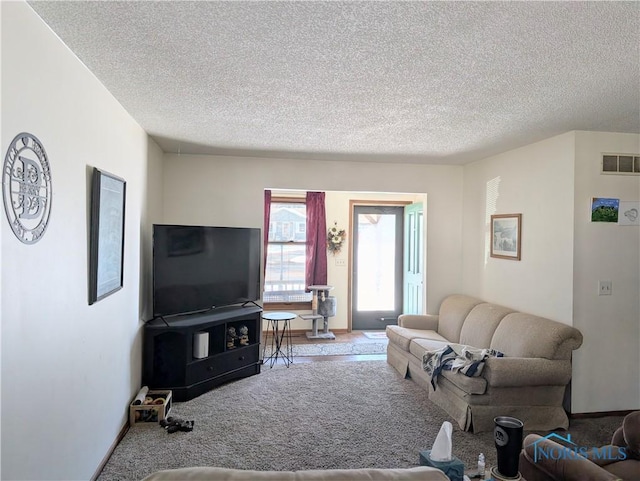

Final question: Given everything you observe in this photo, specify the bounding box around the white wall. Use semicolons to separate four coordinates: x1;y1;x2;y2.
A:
141;139;165;321
462;132;576;323
572;131;640;413
163;155;463;317
1;3;163;480
463;130;640;413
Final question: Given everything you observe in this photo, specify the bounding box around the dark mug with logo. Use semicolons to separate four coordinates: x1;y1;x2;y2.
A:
494;416;524;477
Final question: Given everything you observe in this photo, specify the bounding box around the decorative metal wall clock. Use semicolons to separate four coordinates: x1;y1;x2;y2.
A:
2;133;52;244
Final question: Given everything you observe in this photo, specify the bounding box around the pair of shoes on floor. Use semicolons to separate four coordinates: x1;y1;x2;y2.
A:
160;416;195;433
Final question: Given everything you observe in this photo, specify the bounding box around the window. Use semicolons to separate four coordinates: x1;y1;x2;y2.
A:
263;199;312;305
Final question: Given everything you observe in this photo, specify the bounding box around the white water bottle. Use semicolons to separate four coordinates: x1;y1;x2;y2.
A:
477;453;485;478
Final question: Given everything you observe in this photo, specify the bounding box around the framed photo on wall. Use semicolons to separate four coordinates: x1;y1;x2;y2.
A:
591;197;619;223
89;168;126;304
490;214;521;260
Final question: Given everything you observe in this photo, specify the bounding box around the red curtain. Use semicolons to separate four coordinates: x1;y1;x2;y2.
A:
305;192;327;289
263;189;271;278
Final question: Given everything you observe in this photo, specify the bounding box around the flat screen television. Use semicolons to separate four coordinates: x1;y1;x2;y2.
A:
152;224;261;317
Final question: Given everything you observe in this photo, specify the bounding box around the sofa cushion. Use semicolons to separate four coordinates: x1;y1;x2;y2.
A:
436;295;483;343
409;339;487;395
605;459;640;480
440;370;487;395
459;303;514;348
409;338;451;357
490;313;583;360
386;325;449;352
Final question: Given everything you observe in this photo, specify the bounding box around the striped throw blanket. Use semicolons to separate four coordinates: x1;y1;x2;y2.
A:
422;344;504;390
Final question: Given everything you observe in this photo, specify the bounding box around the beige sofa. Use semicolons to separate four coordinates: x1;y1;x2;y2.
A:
519;411;640;481
386;294;583;433
142;466;449;480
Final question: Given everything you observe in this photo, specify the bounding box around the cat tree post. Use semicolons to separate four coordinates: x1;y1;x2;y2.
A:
301;285;336;340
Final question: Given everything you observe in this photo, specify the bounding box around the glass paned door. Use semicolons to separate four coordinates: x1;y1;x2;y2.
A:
351;205;404;330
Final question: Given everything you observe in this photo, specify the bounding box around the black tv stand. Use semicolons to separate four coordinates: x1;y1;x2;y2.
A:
142;305;262;401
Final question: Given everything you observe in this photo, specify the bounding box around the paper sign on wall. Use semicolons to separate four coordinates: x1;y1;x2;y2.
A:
618;201;640;226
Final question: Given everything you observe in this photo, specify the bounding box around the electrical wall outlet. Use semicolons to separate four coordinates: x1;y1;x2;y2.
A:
598;280;612;296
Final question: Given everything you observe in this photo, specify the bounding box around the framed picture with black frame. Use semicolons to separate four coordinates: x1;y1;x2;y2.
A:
89;167;126;304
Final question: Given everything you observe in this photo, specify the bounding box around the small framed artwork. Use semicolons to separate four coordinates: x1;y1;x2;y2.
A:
490;214;522;260
89;168;126;304
591;198;619;223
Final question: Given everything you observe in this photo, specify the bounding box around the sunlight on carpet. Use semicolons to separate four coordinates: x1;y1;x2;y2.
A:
363;331;388;339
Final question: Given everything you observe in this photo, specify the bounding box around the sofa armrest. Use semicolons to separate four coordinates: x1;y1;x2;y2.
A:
520;434;620;481
397;314;439;330
483;357;572;387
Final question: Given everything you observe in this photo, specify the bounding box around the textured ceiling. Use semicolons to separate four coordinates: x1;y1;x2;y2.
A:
29;1;640;164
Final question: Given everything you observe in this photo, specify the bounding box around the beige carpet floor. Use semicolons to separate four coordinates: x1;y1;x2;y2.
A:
98;360;623;481
262;340;388;357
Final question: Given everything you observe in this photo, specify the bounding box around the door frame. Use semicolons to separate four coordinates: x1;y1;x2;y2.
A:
347;200;412;331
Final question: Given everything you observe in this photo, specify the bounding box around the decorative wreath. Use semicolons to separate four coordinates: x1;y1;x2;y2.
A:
327;222;346;255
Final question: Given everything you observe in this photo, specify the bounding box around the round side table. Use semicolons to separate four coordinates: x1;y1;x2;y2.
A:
262;311;296;367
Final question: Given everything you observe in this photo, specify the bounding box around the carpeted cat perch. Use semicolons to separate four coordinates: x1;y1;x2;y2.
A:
302;285;336;339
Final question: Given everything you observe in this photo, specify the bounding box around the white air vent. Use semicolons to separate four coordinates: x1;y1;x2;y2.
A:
601;154;640;175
